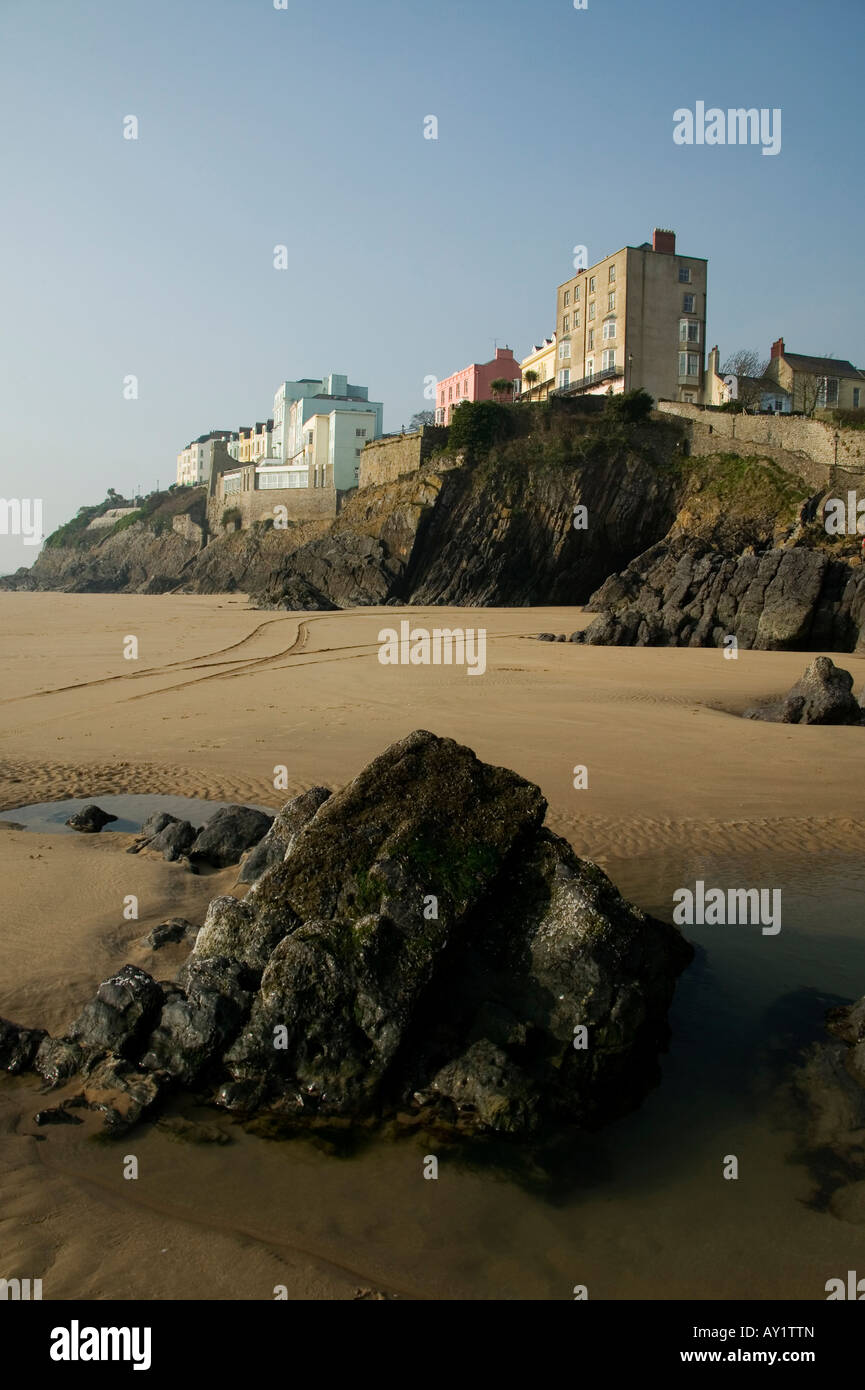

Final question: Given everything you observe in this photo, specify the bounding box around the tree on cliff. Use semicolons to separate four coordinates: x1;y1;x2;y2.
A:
409;411;435;431
720;349;770;411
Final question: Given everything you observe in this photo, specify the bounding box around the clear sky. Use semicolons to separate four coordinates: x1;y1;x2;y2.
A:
1;0;863;573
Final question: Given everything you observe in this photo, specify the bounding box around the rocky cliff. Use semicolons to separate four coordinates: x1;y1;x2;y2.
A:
3;409;834;624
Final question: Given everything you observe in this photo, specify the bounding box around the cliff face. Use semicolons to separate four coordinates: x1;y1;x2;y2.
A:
250;423;686;609
3;416;833;629
3;524;202;595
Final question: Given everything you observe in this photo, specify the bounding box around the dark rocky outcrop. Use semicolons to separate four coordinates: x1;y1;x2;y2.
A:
65;804;118;833
188;806;274;869
0;731;693;1139
239;786;331;884
745;656;864;725
148;819;198;861
140;956;252;1086
578;539;865;651
68;964;164;1059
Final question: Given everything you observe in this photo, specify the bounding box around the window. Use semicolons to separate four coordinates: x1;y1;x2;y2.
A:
586;358;594;377
678;266;691;283
558;368;570;388
574;285;580;300
448;386;452;400
223;475;241;495
603;318;616;341
818;378;839;406
608;292;615;311
608;265;616;283
574;310;580;327
854;388;861;408
355;427;367;437
589;276;596;292
679;319;700;343
563;314;570;332
683;293;695;312
558;339;571;359
774;399;784;412
587;329;594;350
588;303;595;320
602;348;616;370
564;290;570;306
259;470;309;489
678;352;700;377
355;448;361;457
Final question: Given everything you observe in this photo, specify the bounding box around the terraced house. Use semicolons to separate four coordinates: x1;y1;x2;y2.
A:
554;227;707;404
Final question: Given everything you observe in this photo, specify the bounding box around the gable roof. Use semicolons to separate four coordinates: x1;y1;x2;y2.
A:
781;351;864;380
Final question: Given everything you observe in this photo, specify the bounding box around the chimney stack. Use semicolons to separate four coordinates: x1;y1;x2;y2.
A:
770;337;785;359
652;227;676;255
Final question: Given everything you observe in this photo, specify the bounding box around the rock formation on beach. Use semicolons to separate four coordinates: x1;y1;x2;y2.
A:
577;540;865;651
744;655;864;725
65;804;118;833
0;732;692;1139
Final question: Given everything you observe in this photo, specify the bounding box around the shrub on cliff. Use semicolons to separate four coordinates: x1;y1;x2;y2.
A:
447;399;518;462
603;388;654;424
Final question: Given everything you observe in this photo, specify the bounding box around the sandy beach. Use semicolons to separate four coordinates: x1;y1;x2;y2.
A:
2;592;864;1300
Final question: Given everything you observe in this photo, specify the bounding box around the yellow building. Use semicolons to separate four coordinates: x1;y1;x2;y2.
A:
554;227;707;404
517;335;557;402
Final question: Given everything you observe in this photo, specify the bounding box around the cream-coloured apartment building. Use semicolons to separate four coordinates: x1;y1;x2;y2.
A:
554;228;707;404
517;335;557;402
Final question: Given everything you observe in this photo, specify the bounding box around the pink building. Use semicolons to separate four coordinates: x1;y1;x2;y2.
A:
435;347;521;425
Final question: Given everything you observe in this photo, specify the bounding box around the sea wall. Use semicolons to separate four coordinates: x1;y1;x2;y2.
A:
358;425;450;489
657;402;865;489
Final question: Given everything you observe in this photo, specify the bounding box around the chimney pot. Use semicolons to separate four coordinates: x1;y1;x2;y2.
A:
771;337;785;359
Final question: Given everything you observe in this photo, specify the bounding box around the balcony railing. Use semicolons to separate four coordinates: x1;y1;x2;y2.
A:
551;366;623;397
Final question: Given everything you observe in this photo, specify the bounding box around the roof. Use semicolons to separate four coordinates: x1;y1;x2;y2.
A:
781;351;864;379
738;375;790;394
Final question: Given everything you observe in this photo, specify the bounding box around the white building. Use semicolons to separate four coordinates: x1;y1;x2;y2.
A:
272;373;383;487
176;430;233;486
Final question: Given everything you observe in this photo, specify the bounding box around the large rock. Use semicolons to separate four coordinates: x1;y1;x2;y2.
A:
148;819;198;861
69;964;163;1059
745;656;864;725
188;805;274;869
140;956;252;1085
214;730;692;1131
65;804;118;833
239;786;331;885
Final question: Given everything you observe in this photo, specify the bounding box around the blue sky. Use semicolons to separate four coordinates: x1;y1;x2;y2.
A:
1;0;863;571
